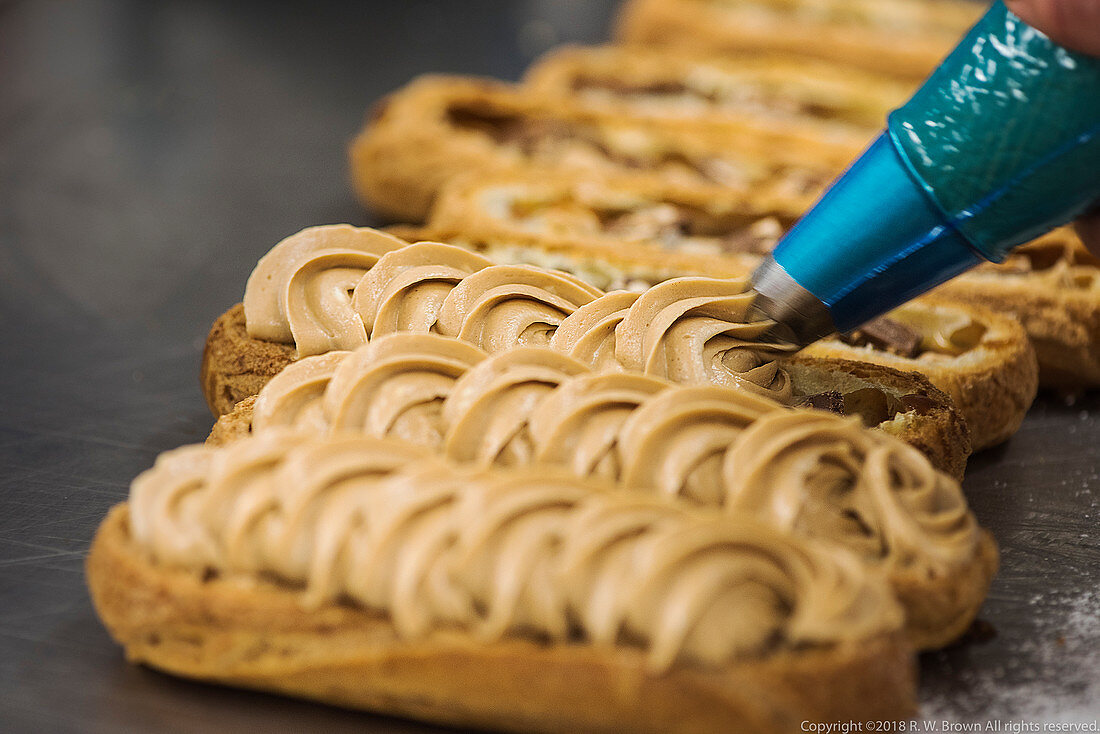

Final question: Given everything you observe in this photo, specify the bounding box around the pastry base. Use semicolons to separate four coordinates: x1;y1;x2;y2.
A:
613;0;977;80
204;363;993;653
805;299;1039;451
419;171;1038;450
87;505;918;733
200;303;972;480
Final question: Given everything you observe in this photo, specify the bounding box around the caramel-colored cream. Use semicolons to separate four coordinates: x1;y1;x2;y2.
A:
244;225;405;356
248;333;981;581
604;276;793;400
242;226;793;402
722;411;980;578
129;431;902;671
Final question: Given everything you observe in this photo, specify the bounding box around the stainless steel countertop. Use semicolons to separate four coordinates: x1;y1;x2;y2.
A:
1;1;1097;730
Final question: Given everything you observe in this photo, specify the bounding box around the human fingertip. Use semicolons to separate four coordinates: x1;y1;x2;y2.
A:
1075;213;1100;259
1004;0;1100;56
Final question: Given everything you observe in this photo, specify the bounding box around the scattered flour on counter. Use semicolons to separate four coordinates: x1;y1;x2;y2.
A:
922;587;1100;720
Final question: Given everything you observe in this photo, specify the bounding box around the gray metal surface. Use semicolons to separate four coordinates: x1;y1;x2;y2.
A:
1;1;1097;731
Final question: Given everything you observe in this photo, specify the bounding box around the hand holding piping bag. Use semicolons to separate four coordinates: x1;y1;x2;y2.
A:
1006;0;1100;56
751;0;1100;348
1009;0;1100;253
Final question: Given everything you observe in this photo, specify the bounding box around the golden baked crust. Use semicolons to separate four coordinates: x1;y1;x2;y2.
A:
425;169;767;290
524;45;906;138
614;0;980;80
349;75;858;222
200;303;971;481
383;223;435;242
201;303;295;416
422;172;1039;449
782;356;971;482
934;230;1100;389
89;504;917;731
804;299;1038;451
207;394;257;446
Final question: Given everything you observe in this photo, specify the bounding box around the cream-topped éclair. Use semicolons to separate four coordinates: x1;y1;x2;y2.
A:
243;225;406;356
241;225;793;404
129;431;902;672
723;411;976;576
423;172;1037;450
241;333;991;648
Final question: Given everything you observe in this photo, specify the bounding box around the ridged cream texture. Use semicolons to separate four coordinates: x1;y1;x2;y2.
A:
128;431;903;672
449;181;992;361
242;225;793;403
251;333;981;582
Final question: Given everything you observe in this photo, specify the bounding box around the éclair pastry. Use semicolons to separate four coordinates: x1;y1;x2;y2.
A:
804;299;1037;450
420;172;1038;450
88;432;918;732
423;169;784;289
349;75;859;221
934;230;1100;389
206;333;998;648
614;0;982;80
202;225;972;477
524;45;909;140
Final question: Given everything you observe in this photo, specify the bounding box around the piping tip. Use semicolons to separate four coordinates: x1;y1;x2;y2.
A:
744;314;802;355
750;255;837;351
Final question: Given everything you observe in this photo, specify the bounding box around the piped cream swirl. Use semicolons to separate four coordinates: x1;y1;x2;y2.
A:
435;264;602;351
241;226;793;402
247;334;981;583
722;411;980;577
612;277;794;400
129;431;902;671
244;225;405;356
550;290;639;372
354;242;493;337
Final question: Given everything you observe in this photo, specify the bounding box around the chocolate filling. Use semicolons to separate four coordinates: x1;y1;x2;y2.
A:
570;78;709;101
797;391;846;414
841;317;922;358
798;387;935;426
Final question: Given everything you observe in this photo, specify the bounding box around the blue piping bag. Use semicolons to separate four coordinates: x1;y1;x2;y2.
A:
751;1;1100;347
